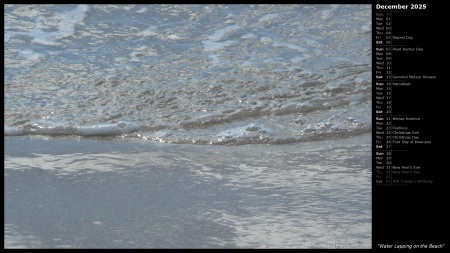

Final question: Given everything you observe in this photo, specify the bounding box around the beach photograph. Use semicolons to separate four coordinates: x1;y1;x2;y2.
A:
5;4;372;248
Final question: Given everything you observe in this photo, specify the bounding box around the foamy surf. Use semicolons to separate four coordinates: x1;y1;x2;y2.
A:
5;4;371;146
5;5;372;248
5;121;139;137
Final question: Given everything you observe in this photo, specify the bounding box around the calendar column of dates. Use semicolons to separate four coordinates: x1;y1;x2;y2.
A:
373;4;444;247
374;11;394;185
373;4;436;187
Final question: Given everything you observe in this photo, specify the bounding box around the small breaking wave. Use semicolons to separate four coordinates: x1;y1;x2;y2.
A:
5;117;371;145
5;121;140;137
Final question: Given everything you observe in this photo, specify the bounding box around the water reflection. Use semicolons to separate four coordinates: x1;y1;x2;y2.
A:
5;135;371;248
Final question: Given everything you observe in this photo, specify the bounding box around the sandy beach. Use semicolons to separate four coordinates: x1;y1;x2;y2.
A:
5;135;371;248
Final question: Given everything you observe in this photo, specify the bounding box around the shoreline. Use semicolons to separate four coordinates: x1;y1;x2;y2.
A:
5;134;371;248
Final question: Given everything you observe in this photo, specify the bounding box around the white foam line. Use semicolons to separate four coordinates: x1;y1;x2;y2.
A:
272;42;306;53
18;49;43;61
137;25;158;36
258;13;278;23
241;33;256;39
136;7;148;13
4;121;140;137
55;5;89;39
29;5;89;46
203;24;240;51
321;5;339;20
207;24;239;42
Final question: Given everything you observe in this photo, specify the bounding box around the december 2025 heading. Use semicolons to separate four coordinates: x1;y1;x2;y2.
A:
376;4;426;10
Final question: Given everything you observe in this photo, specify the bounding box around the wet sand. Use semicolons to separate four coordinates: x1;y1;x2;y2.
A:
5;136;372;248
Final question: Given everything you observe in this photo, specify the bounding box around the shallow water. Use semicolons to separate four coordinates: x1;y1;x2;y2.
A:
5;135;371;248
4;4;372;248
4;4;371;145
